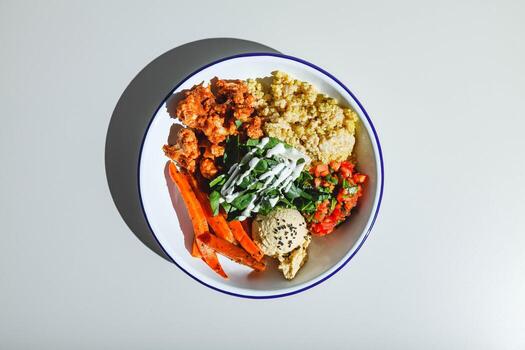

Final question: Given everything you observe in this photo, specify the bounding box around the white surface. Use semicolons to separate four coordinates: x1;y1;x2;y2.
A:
139;55;382;297
1;0;524;348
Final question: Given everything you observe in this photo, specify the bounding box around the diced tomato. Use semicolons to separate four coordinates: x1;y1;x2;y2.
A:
329;161;341;171
339;166;352;178
344;195;359;210
353;174;367;184
313;164;330;177
310;223;327;235
340;161;355;172
336;188;347;202
306;160;365;236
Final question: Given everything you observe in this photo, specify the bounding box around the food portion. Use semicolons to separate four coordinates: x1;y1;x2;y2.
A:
208;136;310;221
163;72;366;280
252;208;311;280
247;71;358;164
295;161;366;236
163;79;262;179
252;208;309;257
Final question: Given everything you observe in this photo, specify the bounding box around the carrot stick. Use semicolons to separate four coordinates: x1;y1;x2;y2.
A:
241;218;252;237
228;220;264;262
185;174;236;244
168;162;226;278
195;236;227;278
198;232;266;271
191;240;201;258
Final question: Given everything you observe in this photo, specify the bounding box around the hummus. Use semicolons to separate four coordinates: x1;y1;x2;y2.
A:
252;208;311;279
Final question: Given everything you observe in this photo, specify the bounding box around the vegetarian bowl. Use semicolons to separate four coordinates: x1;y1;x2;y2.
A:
138;53;383;298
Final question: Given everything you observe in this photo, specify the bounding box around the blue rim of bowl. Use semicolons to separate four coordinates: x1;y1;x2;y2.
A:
137;52;384;299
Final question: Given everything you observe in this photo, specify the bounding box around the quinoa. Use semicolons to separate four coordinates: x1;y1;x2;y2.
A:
247;71;358;164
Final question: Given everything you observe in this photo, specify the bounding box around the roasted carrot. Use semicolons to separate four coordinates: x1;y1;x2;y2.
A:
198;232;266;271
240;218;252;237
195;236;227;278
228;220;264;262
191;240;201;258
168;162;227;278
185;174;236;244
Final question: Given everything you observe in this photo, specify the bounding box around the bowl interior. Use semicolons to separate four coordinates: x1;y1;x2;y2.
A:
139;54;381;297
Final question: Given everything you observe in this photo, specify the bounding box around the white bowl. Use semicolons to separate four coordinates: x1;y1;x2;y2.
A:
138;53;384;298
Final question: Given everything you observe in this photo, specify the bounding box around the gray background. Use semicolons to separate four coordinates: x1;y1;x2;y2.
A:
1;0;524;349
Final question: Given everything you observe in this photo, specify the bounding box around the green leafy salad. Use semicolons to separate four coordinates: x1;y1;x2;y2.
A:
208;136;328;221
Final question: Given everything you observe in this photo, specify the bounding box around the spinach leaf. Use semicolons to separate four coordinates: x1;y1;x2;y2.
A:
264;137;280;150
237;176;253;189
221;201;232;214
279;196;294;208
209;190;221;216
285;187;300;200
231;193;255;210
257;200;273;215
266;158;279;167
300;189;313;201
253;159;268;173
223;135;240;171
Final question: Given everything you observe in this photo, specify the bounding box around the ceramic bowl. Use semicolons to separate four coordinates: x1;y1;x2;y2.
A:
139;53;384;298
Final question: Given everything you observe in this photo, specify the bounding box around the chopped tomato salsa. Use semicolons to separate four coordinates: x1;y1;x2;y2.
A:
305;160;366;236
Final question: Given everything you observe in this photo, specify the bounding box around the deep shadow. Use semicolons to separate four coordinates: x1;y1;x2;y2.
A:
105;38;279;261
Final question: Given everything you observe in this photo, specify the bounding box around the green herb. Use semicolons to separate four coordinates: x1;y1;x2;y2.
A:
245;138;259;146
254;159;268;173
317;194;331;202
266;158;279;167
279;196;294;207
223;135;240;171
212;137;316;220
209;190;220;216
231;193;254;210
326;174;338;184
237;176;253;189
209;174;226;188
264;137;280;150
285;184;302;200
300;189;313;201
317;186;332;194
300;201;316;213
330;197;337;211
221;201;232;213
234;120;243;128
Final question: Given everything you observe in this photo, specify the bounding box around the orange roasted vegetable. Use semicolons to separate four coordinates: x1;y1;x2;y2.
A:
228;220;264;262
198;232;266;272
168;162;227;278
185;174;236;244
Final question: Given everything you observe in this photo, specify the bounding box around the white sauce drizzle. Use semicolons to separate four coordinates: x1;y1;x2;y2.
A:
220;137;310;219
